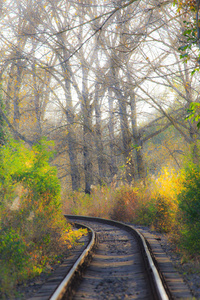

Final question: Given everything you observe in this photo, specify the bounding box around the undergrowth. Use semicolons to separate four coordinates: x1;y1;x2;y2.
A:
0;138;86;299
177;164;200;257
63;166;200;260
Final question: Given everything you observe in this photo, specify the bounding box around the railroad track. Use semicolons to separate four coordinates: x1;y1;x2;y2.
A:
29;216;193;300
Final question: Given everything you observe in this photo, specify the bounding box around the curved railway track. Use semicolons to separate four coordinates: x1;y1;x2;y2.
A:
64;216;169;300
29;216;193;300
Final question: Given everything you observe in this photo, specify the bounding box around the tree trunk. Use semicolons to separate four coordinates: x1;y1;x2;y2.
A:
82;66;93;194
60;42;81;191
13;63;23;140
130;92;146;181
118;96;135;183
94;83;107;185
108;89;118;181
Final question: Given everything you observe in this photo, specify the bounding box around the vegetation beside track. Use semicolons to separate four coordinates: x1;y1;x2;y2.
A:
0;138;86;299
0;138;199;299
63;164;200;261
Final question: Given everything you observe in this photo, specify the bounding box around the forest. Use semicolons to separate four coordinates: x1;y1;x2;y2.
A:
0;0;200;298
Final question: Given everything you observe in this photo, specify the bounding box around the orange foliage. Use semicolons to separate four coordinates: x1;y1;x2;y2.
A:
109;185;139;222
63;167;185;233
176;0;199;11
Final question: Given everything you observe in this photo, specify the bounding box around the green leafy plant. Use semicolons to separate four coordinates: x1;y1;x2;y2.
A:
0;228;31;297
178;164;200;255
0;138;86;298
186;102;200;129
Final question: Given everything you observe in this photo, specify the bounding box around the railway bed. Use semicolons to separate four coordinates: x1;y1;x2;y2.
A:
28;216;194;300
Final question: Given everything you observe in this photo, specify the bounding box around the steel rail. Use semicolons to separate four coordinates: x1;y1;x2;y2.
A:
133;227;169;300
66;215;170;300
49;222;96;300
49;215;170;300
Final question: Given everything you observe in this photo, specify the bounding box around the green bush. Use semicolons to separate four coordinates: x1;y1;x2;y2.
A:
0;138;85;298
134;197;157;227
0;228;31;297
0;229;29;270
178;164;200;256
149;194;177;233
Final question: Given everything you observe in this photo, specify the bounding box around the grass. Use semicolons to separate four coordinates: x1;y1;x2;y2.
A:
62;166;200;261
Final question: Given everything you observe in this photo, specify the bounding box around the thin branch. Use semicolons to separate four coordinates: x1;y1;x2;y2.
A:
0;107;34;145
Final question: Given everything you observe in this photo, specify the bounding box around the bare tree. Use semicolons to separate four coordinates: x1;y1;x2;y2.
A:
1;0;197;192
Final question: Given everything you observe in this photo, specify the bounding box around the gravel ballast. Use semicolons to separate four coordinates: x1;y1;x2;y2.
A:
16;225;200;299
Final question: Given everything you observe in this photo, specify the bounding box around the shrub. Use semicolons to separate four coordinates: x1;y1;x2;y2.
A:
149;194;177;233
64;190;93;216
0;138;86;298
63;173;180;232
145;168;180;233
178;164;200;256
110;185;139;222
0;228;30;276
63;185;116;219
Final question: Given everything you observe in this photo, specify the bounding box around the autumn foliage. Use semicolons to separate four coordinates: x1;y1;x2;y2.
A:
0;139;86;298
63;164;200;259
175;0;199;11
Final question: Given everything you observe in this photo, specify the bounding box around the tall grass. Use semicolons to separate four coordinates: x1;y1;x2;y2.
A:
63;166;200;259
63;184;116;218
63;168;180;232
